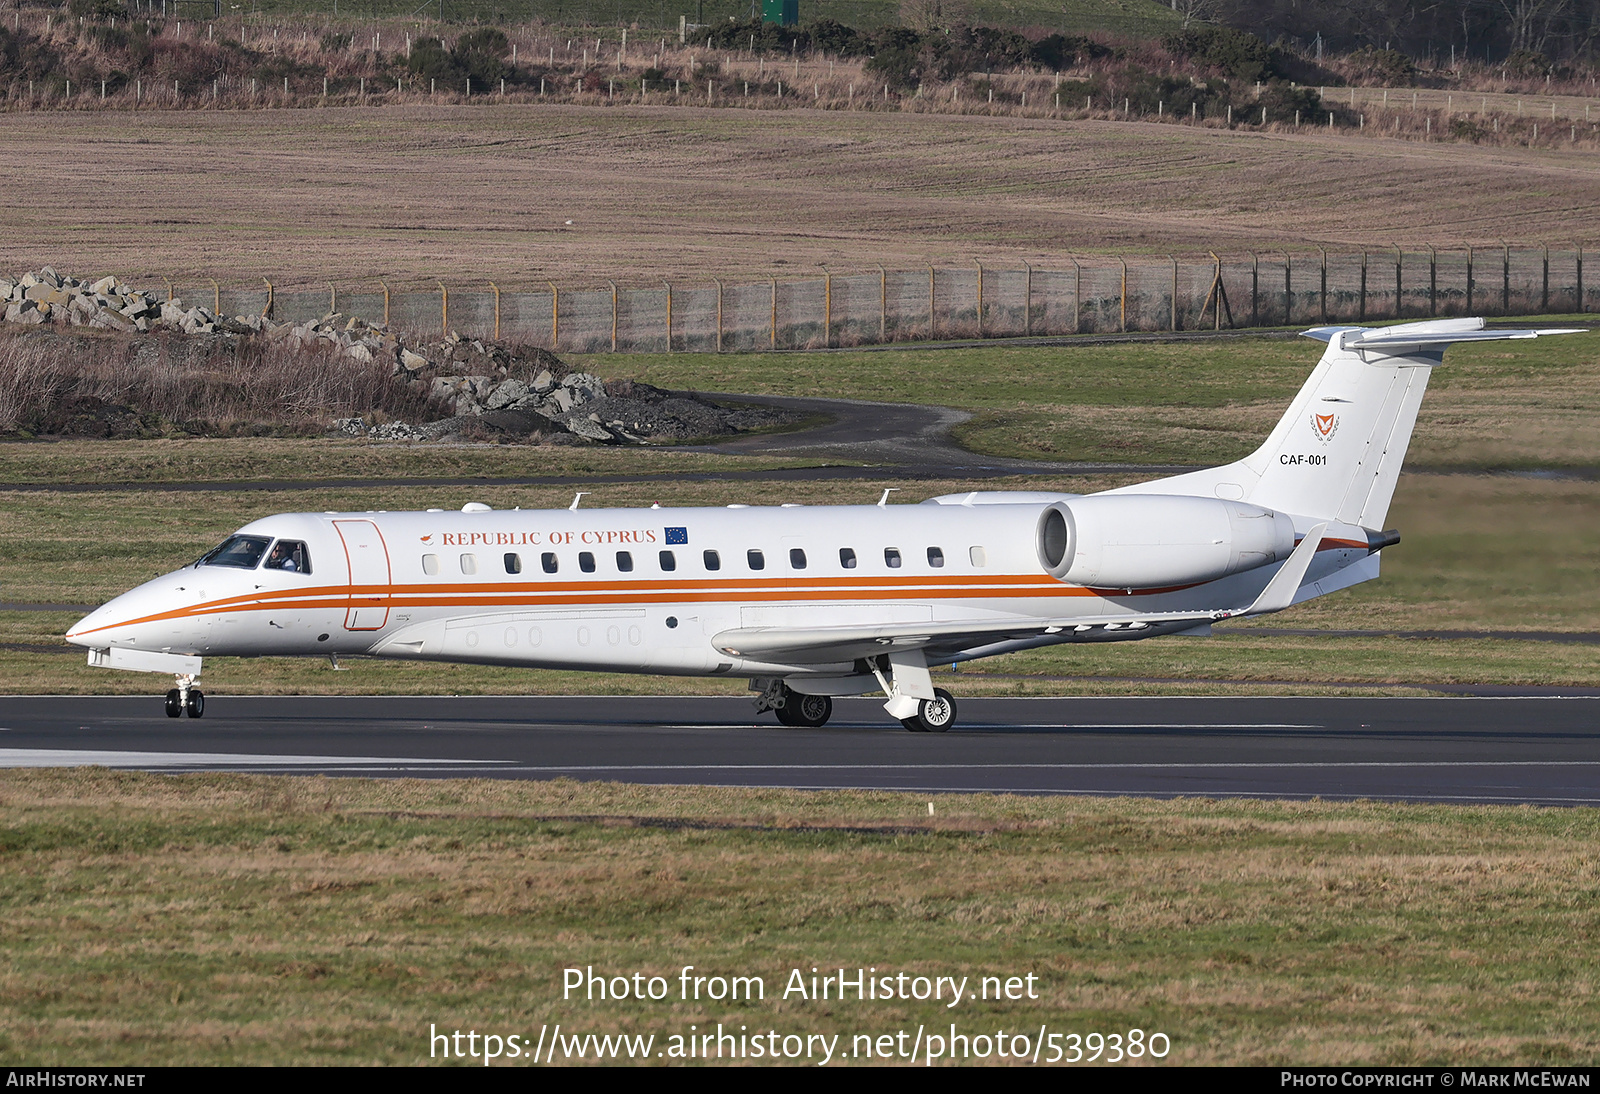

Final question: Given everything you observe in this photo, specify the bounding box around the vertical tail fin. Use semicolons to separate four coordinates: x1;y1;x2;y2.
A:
1111;319;1584;526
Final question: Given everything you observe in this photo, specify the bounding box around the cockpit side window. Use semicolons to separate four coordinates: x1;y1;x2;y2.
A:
198;534;272;570
264;539;312;574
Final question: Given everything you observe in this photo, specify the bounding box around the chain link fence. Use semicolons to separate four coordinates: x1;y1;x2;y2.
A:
184;247;1590;352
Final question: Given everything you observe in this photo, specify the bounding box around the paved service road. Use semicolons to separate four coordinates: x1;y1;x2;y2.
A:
3;695;1598;805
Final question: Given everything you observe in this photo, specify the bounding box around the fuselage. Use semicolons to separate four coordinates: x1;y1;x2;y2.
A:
65;495;1373;679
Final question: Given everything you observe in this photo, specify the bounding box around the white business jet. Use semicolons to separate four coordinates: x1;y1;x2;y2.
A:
66;318;1581;730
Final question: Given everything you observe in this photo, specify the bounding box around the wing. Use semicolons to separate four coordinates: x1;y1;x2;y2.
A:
708;522;1328;664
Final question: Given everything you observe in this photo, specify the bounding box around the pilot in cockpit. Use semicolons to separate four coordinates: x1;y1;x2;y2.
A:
264;540;306;573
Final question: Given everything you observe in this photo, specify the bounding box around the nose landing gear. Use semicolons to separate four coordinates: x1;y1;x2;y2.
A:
165;674;205;718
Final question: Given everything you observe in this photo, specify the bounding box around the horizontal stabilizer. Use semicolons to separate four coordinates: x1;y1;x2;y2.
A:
1301;317;1586;354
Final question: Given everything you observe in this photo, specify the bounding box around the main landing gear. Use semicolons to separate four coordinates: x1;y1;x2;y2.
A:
164;674;204;719
751;680;834;727
899;688;956;733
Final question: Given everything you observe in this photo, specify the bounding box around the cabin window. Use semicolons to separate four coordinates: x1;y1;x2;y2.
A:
541;552;559;574
503;553;522;574
579;551;596;573
198;534;271;570
927;547;945;568
422;553;440;576
460;553;478;575
703;549;721;571
839;547;857;569
969;546;988;567
264;539;311;574
659;550;677;571
616;551;634;572
747;549;765;571
884;548;902;569
790;548;807;569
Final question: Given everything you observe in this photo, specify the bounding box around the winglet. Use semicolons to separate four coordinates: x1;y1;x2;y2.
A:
1241;522;1328;616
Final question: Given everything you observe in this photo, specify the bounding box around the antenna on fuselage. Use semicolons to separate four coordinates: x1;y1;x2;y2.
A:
570;492;589;511
877;488;899;507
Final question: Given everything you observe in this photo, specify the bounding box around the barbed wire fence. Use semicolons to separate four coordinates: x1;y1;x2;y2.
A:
182;246;1589;353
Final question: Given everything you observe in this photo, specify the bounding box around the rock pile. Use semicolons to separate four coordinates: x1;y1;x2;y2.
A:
1;267;257;335
2;267;802;445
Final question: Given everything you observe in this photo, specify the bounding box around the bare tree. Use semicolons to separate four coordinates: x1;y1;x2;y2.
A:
1171;0;1222;28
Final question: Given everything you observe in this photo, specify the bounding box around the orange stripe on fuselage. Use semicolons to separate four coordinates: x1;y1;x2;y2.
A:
72;539;1367;639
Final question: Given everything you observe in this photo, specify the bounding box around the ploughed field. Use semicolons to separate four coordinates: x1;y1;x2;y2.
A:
0;105;1594;288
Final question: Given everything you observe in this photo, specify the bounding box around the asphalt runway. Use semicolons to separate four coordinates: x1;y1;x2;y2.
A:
4;694;1599;805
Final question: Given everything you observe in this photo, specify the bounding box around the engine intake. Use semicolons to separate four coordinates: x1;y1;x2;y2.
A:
1036;495;1296;589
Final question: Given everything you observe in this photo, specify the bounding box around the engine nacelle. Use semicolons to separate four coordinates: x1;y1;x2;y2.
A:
1036;495;1295;589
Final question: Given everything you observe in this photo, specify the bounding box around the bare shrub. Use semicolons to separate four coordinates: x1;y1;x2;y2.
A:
0;328;438;435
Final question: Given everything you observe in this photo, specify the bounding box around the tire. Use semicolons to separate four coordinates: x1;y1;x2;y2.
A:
184;689;205;719
164;689;182;718
787;693;833;728
903;689;957;733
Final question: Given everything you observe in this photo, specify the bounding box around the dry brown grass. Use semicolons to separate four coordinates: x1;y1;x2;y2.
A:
0;327;434;434
0;105;1594;289
4;769;1600;1065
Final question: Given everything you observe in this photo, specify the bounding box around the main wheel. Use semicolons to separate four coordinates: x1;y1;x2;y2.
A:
900;689;957;733
784;693;833;728
184;689;205;719
164;689;182;718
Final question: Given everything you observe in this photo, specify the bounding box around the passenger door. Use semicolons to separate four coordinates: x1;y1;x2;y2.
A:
334;519;391;631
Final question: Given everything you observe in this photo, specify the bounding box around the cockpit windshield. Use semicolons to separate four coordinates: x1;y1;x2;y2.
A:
196;534;272;569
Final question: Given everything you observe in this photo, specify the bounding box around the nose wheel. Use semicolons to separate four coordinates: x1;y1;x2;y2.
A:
165;675;204;718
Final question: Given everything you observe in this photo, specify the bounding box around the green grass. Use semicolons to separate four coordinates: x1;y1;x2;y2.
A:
575;326;1600;468
2;770;1599;1065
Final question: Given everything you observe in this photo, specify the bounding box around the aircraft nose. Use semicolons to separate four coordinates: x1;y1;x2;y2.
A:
65;601;118;647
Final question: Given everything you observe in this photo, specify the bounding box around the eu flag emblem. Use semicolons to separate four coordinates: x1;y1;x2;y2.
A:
664;527;688;545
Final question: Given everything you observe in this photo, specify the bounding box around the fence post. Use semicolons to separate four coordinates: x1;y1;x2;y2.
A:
1466;245;1474;313
209;278;220;316
1428;245;1437;316
927;265;935;340
1117;256;1127;333
878;265;887;343
1319;249;1328;322
714;277;724;353
662;280;671;353
822;266;832;348
261;277;274;319
437;280;448;335
607;280;618;352
1393;244;1402;319
770;278;778;350
328;282;336;316
1071;258;1081;334
1578;242;1585;313
1501;241;1510;313
1169;255;1178;332
489;282;501;341
1282;251;1292;325
974;260;985;337
1249;251;1258;327
163;277;173;301
1542;243;1550;313
1022;261;1032;337
1358;253;1367;321
548;282;560;350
